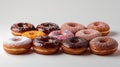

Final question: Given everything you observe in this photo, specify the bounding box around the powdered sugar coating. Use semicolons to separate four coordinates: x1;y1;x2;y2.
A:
4;36;32;46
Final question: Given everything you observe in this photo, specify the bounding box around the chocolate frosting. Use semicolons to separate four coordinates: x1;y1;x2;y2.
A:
63;36;88;48
33;36;60;48
11;22;36;32
36;22;60;34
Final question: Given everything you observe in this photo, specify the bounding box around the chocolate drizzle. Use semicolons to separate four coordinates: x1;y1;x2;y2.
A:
63;36;88;48
33;36;60;48
11;22;36;32
36;22;60;34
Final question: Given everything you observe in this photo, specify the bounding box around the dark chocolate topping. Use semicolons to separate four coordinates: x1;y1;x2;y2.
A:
11;22;35;32
36;22;60;34
63;36;88;48
33;36;60;48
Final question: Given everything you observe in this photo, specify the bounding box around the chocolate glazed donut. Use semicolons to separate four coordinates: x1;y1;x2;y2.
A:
62;36;89;55
33;36;60;55
11;22;35;32
36;22;60;35
11;22;36;36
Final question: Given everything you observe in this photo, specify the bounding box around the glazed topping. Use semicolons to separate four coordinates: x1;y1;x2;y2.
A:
90;36;118;50
87;21;110;32
67;23;77;27
33;36;60;48
36;22;60;34
63;36;88;48
11;22;36;32
3;36;32;46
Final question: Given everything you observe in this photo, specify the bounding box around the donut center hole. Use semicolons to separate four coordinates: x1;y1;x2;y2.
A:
29;32;34;35
70;38;79;43
99;40;106;43
12;38;21;41
18;23;23;27
94;23;99;26
68;23;76;27
84;31;90;34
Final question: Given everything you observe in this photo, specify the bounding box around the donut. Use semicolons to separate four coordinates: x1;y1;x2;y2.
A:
61;22;86;34
22;30;46;40
33;36;60;55
62;36;88;55
75;29;101;41
87;21;110;36
3;36;32;54
48;30;74;41
36;22;60;35
11;22;36;36
90;36;118;55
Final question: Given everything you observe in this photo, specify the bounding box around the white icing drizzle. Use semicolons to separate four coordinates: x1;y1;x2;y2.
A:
4;36;32;46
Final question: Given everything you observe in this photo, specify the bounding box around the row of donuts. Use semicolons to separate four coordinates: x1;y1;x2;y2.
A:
3;21;118;55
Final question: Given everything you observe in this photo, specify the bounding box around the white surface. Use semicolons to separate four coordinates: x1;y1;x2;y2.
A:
0;0;120;67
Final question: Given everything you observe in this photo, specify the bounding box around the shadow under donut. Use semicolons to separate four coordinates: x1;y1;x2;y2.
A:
108;31;118;36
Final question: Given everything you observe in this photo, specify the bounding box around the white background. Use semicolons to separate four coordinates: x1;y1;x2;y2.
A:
0;0;120;67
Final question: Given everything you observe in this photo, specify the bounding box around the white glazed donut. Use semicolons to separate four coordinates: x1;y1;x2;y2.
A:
3;36;32;54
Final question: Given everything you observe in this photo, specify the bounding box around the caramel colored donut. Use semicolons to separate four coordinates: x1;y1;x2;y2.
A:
87;21;110;36
49;30;74;41
33;36;60;55
3;36;32;54
90;36;118;55
22;30;46;40
62;36;88;55
61;22;86;34
36;22;60;35
75;29;101;41
11;22;36;36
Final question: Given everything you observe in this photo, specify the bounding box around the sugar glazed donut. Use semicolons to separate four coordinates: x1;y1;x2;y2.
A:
49;30;74;41
3;36;32;54
22;30;46;40
33;36;60;55
75;29;101;41
62;36;89;55
61;22;86;34
11;22;36;36
36;22;60;35
87;21;110;36
90;36;118;55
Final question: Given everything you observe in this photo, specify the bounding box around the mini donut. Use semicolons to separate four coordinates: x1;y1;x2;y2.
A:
22;30;46;40
3;36;32;54
87;21;110;36
62;36;88;55
36;22;60;35
11;22;36;36
48;30;74;41
61;22;86;34
90;36;118;55
33;36;60;55
75;29;101;41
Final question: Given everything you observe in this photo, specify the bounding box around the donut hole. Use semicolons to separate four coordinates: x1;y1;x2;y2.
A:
99;40;106;43
84;31;90;34
18;23;23;27
68;23;76;27
70;38;79;43
94;22;99;26
12;38;21;41
29;32;34;35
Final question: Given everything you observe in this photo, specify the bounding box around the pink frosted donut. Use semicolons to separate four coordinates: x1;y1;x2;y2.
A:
49;30;74;41
87;21;110;36
61;22;86;34
75;29;101;41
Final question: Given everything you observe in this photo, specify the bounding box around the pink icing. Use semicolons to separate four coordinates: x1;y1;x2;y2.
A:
49;30;74;41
